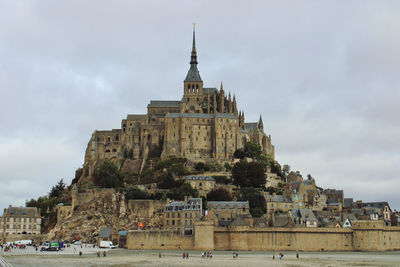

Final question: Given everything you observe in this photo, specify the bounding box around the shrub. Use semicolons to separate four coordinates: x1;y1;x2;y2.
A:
207;188;232;201
232;160;265;188
194;162;210;172
125;188;149;200
212;175;229;184
94;161;123;188
238;187;266;217
158;172;176;189
224;162;232;171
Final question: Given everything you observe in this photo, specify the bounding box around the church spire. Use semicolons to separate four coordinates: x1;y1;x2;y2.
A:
258;114;264;131
190;23;198;65
185;24;202;82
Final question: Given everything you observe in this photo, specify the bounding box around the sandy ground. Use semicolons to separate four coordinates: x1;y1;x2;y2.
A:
2;246;400;267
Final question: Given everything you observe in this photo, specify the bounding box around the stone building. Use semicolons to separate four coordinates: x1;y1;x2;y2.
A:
206;201;251;226
184;175;215;197
264;194;293;214
164;197;202;235
0;206;41;235
84;27;274;174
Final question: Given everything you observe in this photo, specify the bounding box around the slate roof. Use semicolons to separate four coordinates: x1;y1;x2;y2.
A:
147;101;181;108
99;227;113;238
3;206;40;217
165;198;202;212
185;175;215;181
272;212;292;227
215;113;236;119
344;198;354;208
203;87;217;94
207;201;249;209
362;202;390;210
265;194;292;203
166;113;214;119
126;114;147;121
185;64;202;82
244;122;258;130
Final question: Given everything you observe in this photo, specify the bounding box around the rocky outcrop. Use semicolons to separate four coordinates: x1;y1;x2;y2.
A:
46;190;164;243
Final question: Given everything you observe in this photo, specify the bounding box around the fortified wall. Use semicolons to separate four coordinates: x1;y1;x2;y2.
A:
127;221;400;252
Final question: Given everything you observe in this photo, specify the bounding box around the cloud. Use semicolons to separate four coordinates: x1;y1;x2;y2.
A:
0;0;399;212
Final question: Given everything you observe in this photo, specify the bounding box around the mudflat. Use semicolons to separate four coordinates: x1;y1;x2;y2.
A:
2;246;400;266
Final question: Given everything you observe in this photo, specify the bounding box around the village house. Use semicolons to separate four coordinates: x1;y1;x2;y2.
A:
184;175;215;197
0;206;41;235
290;208;318;227
206;201;251;227
264;194;292;214
164;197;202;235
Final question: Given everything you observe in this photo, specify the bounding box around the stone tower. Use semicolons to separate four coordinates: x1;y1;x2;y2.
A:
182;24;204;113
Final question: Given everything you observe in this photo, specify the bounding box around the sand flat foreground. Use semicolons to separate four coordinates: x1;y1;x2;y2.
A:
2;247;400;267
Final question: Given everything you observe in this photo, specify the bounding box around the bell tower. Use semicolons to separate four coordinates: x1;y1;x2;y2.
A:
182;24;204;113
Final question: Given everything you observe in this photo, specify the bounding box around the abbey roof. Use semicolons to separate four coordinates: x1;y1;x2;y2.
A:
147;100;181;108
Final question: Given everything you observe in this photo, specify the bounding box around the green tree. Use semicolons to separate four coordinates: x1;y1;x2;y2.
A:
224;162;232;171
95;161;123;188
49;179;66;198
233;149;246;159
282;164;291;180
232;160;265;188
158;171;176;189
194;162;210;172
238;187;266;217
125;188;149;200
167;183;199;200
245;142;262;159
206;188;233;201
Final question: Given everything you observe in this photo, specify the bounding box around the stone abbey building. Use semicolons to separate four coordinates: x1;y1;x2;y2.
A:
86;28;274;167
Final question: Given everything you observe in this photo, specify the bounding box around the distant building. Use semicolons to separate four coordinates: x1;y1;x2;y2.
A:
264;194;292;214
164;197;202;235
184;175;215;197
362;202;392;226
0;206;41;235
290;208;318;227
207;201;251;227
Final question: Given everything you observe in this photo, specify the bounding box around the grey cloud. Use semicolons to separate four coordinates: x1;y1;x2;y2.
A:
1;0;399;211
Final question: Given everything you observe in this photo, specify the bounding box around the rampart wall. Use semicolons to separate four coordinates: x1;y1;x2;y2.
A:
127;221;400;252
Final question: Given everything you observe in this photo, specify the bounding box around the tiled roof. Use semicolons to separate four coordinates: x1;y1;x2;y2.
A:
203;88;217;94
207;201;249;209
185;175;215;181
4;206;40;217
147;101;181;108
244;122;258;130
126;114;147;120
99;227;113;238
265;194;292;203
166;113;214;119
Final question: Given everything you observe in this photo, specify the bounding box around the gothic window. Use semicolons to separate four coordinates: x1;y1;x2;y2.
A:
196;84;199;89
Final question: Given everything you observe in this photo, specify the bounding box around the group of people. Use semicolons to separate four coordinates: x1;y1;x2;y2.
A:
272;252;299;260
182;251;189;259
232;251;239;259
201;251;212;259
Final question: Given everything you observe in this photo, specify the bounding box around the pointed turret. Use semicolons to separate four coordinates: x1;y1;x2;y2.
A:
258;115;264;131
219;82;225;113
233;94;238;116
228;92;232;113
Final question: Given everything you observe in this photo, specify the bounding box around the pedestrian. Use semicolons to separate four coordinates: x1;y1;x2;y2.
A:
207;251;209;258
273;254;275;260
103;251;106;257
97;251;100;257
187;252;189;259
210;252;212;259
296;252;299;259
79;251;82;256
183;252;185;259
159;252;161;258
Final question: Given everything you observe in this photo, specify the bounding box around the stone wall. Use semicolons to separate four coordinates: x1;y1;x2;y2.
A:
127;200;166;220
127;230;193;250
127;220;400;252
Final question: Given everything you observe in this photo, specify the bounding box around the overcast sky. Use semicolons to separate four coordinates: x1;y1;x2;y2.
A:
1;1;399;213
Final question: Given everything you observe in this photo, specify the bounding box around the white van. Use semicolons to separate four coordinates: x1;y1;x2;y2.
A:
99;241;116;249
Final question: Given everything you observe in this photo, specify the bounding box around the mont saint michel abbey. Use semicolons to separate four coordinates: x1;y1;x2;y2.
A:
87;28;274;166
